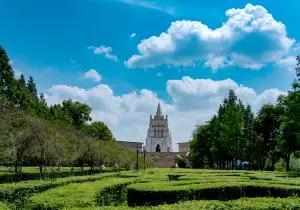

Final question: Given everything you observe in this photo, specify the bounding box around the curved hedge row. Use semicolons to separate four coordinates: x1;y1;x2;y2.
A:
28;177;136;209
0;172;117;203
127;181;300;206
96;179;136;206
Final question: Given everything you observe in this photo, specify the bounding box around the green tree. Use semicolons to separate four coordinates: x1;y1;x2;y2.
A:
86;121;114;141
27;76;38;99
277;57;300;171
62;100;92;128
0;46;15;100
255;104;282;170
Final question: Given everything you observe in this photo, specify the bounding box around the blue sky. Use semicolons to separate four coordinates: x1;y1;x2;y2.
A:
1;0;299;148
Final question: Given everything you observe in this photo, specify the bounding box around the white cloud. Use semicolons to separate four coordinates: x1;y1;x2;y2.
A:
83;69;102;82
130;33;136;39
45;76;285;151
88;45;118;61
126;4;294;70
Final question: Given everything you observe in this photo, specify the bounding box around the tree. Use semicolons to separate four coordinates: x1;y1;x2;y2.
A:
27;76;38;99
277;56;300;171
190;90;255;169
86;121;114;141
255;104;282;170
0;46;15;100
61;100;92;128
218;90;245;163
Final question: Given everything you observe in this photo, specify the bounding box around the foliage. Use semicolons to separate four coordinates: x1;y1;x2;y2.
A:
3;168;300;209
190;90;261;169
190;56;300;171
85;121;114;141
29;177;132;209
276;56;300;171
0;172;117;204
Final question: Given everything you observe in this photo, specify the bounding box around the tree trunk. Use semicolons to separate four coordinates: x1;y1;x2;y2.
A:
14;161;18;173
286;154;290;172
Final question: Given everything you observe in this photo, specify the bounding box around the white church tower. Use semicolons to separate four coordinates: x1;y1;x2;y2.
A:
145;103;172;152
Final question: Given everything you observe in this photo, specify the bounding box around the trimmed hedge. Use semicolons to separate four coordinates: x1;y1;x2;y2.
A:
0;173;117;203
127;182;300;206
0;202;9;210
59;197;300;210
28;178;135;209
96;179;136;206
0;168;124;184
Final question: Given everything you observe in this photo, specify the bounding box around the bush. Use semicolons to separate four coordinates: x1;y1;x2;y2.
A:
127;181;300;206
0;172;117;203
0;202;9;210
0;169;103;184
96;179;135;206
29;177;135;209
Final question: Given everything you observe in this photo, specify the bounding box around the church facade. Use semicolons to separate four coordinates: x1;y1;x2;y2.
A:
145;103;172;152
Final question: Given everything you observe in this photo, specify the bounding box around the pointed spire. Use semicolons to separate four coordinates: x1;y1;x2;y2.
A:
156;102;162;116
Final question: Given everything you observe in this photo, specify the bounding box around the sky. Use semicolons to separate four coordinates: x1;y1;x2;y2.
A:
1;0;300;151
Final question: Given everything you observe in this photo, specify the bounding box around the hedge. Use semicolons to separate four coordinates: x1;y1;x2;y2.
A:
96;178;136;206
0;202;9;210
0;168;124;184
127;182;300;206
58;197;300;210
0;172;118;203
28;178;136;209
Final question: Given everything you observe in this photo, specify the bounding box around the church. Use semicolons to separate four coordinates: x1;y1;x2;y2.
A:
145;103;172;152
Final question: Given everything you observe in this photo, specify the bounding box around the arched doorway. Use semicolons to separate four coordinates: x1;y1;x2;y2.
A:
156;144;161;152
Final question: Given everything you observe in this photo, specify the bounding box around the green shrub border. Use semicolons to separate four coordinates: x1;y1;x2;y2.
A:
127;184;300;206
0;173;118;203
0;168;124;184
96;179;137;206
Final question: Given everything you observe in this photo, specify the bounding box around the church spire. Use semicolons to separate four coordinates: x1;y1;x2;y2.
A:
156;102;162;116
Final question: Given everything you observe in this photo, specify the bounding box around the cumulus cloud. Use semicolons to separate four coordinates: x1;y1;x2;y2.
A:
88;45;118;61
83;69;102;82
126;4;294;70
45;76;285;150
167;76;285;112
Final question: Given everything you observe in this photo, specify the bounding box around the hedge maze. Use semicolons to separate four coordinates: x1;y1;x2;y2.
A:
1;168;300;209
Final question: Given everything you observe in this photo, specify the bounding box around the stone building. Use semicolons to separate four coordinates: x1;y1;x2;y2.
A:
178;141;191;153
116;141;143;152
145;103;172;152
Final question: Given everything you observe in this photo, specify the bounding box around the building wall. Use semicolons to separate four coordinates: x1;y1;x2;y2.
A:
178;142;190;153
146;152;186;168
116;141;143;152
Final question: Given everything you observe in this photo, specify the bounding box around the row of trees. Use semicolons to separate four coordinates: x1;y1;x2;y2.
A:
190;57;300;171
0;46;114;141
0;46;136;175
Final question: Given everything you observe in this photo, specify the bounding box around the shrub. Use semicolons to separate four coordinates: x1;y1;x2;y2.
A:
0;172;117;203
96;179;135;206
0;202;9;210
127;181;300;206
29;178;135;209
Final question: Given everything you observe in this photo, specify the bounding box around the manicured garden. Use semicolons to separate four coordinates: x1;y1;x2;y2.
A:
1;168;300;209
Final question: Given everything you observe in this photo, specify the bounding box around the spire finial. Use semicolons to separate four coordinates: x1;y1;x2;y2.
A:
156;102;162;116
